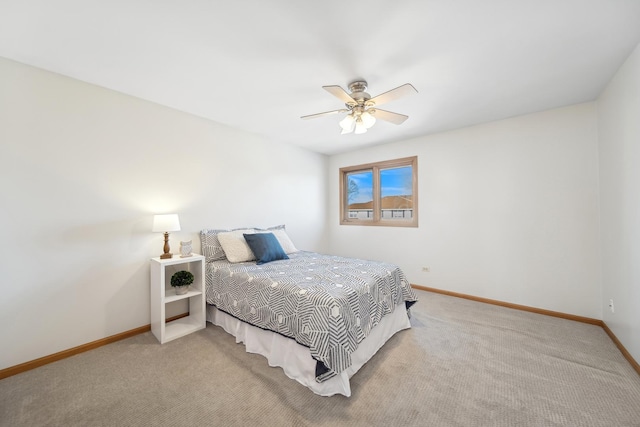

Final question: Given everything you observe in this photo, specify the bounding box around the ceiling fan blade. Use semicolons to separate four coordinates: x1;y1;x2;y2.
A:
368;83;417;107
370;108;409;125
300;109;348;120
323;85;357;105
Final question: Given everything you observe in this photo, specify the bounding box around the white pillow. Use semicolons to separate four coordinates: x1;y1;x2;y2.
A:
217;229;256;263
270;228;298;254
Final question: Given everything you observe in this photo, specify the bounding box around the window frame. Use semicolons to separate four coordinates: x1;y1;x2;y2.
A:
339;156;418;227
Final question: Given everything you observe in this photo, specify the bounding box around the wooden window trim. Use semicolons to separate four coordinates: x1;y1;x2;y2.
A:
340;156;418;227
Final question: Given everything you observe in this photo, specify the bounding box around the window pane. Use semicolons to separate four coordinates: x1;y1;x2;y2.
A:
346;170;373;220
339;156;417;227
380;166;413;221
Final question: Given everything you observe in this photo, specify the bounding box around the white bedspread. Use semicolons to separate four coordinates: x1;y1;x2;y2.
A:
206;301;411;397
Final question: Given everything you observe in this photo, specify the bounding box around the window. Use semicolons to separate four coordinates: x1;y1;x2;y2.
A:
340;156;418;227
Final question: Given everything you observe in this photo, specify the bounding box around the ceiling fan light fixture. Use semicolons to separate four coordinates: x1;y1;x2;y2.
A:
354;117;368;134
361;110;376;128
339;114;356;133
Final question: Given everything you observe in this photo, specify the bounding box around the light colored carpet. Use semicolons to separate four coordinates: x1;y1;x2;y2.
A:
2;290;639;426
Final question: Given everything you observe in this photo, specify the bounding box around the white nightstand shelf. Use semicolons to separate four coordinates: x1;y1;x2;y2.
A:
164;289;203;304
150;254;206;344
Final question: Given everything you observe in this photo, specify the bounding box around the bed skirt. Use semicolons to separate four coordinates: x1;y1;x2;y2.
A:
206;302;411;397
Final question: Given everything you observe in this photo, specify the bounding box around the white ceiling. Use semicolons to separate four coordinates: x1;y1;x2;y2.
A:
2;1;640;155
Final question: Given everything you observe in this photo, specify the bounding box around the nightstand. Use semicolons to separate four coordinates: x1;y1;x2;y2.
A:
150;254;206;344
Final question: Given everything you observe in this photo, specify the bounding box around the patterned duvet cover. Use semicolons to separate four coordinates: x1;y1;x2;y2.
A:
205;251;417;382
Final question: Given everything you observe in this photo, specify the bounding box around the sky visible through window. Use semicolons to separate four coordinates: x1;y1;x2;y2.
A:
348;166;412;204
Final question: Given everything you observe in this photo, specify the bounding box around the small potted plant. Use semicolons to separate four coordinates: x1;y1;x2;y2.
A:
171;270;194;295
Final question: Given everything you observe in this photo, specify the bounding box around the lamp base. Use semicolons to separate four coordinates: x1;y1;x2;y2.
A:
160;231;173;259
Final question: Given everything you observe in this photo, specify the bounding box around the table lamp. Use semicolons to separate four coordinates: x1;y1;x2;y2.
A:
152;214;181;259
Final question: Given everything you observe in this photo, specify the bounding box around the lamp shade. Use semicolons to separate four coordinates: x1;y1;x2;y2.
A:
152;214;181;232
354;117;368;134
361;111;376;128
339;114;356;133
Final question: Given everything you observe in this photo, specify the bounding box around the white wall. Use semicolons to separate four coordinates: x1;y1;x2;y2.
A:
597;42;640;363
329;103;601;318
0;57;328;370
3;46;637;371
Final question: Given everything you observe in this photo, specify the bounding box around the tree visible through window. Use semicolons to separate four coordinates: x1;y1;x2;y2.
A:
340;156;418;227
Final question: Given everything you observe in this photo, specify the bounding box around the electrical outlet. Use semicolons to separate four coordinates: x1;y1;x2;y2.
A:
422;267;430;272
609;299;615;313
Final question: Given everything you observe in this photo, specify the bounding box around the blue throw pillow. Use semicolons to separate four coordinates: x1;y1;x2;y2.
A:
243;233;289;265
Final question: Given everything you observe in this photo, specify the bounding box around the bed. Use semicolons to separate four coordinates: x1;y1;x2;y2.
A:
200;226;418;397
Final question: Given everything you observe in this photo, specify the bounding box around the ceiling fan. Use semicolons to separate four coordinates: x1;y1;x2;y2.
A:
301;80;417;134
